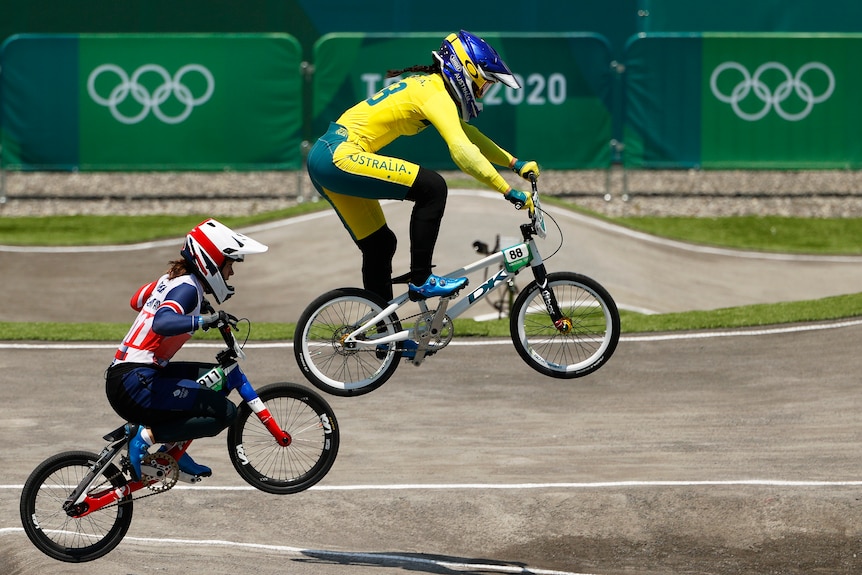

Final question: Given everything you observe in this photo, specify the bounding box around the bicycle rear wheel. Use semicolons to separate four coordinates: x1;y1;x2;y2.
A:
227;383;340;494
510;271;620;379
294;287;403;396
20;451;133;562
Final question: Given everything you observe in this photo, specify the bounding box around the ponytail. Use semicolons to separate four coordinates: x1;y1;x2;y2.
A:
386;60;439;79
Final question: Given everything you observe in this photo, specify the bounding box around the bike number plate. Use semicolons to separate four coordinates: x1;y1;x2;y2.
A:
502;243;531;273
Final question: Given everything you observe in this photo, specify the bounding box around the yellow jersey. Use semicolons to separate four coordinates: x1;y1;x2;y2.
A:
336;73;514;195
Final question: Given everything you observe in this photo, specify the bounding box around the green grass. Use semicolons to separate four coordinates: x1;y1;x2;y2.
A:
3;201;862;340
4;290;862;341
613;214;862;255
0;202;329;246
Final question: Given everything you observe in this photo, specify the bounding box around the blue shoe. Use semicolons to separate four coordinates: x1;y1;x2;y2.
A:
408;274;468;300
177;452;212;477
126;424;148;481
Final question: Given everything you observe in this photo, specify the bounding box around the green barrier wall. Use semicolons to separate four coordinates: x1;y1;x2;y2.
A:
0;0;640;63
637;0;862;34
312;33;615;170
0;33;303;170
622;33;702;168
623;33;862;169
8;30;862;172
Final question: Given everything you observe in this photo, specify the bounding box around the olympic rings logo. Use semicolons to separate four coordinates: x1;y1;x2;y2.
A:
87;64;215;125
709;61;835;122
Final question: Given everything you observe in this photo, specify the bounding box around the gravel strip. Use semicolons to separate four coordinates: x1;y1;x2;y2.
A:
2;169;862;217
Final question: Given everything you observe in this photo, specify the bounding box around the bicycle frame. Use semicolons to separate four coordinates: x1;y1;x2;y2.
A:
339;180;568;363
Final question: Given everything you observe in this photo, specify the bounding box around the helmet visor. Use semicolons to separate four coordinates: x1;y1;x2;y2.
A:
475;79;493;99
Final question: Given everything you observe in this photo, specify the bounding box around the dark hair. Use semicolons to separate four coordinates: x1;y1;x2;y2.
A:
167;258;194;280
385;59;439;79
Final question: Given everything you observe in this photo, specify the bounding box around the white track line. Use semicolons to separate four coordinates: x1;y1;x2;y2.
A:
540;201;862;263
2;318;861;351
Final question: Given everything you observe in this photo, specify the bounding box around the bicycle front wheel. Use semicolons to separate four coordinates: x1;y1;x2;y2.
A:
227;383;340;494
510;271;620;379
20;451;133;562
294;288;402;396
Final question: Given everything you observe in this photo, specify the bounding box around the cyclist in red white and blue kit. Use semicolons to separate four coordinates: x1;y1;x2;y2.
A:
307;30;541;352
105;219;267;481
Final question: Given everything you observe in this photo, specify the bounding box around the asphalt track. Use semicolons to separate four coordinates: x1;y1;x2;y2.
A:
2;190;862;574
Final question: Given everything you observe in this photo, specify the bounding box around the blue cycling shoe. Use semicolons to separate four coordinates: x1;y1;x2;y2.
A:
176;452;212;477
156;443;213;477
126;424;149;481
408;274;468;300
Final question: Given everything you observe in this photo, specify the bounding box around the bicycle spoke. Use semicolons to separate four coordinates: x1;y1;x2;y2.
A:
511;273;620;379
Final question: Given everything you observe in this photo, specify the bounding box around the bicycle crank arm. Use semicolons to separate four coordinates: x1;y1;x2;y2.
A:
411;298;451;365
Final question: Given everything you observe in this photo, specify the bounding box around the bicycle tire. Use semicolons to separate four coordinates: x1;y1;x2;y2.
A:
227;383;340;494
20;451;133;562
510;271;620;379
294;287;403;396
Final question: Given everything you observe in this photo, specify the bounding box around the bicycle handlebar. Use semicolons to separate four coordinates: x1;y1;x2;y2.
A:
526;172;546;239
201;298;245;362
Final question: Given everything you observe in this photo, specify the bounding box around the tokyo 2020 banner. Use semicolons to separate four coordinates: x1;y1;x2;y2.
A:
623;33;862;169
0;33;303;170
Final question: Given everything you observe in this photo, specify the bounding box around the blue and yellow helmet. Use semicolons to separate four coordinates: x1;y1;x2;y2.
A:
433;30;520;121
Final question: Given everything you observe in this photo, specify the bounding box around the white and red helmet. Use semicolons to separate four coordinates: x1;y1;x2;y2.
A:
180;219;268;303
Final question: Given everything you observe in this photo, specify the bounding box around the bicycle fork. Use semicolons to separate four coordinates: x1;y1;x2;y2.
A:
527;240;572;334
233;375;293;447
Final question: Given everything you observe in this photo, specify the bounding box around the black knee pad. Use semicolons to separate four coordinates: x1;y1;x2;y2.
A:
406;168;447;217
356;226;398;302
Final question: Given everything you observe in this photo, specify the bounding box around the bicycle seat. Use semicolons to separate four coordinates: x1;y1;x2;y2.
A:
102;424;128;442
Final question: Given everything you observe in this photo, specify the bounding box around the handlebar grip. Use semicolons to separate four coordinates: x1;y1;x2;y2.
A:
528;172;538;191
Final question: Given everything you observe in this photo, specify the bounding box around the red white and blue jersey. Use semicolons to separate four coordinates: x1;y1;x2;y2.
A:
112;273;204;367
